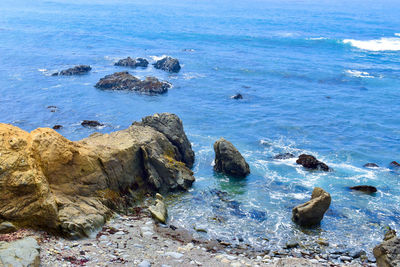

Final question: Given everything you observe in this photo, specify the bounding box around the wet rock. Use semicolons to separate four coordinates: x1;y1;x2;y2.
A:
292;187;331;227
349;185;377;194
52;125;63;130
81;120;103;128
0;113;194;238
274;153;295;160
0;237;40;267
364;163;379;168
153;56;181;73
213;138;250;178
0;222;17;234
373;228;400;267
231;93;243;100
149;193;168;224
95;72;171;94
285;241;299;249
390;161;400;168
296;154;330;171
115;57;149;68
52;65;91;76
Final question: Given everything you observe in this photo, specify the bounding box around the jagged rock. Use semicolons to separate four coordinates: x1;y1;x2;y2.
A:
213;138;250;178
274;153;295;160
364;163;379;168
140;113;194;168
95;72;171;94
115;57;149;68
52;65;91;76
231;94;243;100
0;113;194;238
349;185;377;194
373;228;400;267
81;120;103;128
0;222;17;234
296;154;330;171
0;237;40;267
153;57;181;73
149;193;167;224
292;187;331;227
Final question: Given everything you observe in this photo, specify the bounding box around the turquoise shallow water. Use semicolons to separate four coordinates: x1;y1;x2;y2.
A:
1;0;400;258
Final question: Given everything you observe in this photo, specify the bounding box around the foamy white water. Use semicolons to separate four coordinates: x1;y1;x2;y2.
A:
345;69;374;78
343;36;400;51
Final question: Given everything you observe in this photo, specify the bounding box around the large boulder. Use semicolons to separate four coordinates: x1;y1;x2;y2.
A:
115;57;149;68
213;138;250;178
95;72;171;94
0;113;194;238
296;154;330;171
0;237;40;267
292;187;331;227
373;228;400;267
153;56;181;73
52;65;91;76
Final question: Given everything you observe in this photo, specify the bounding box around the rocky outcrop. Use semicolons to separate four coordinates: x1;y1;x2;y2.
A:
349;185;377;194
296;154;330;171
153;57;181;73
373;228;400;267
149;193;168;224
292;187;331;227
95;72;171;94
213;138;250;178
115;57;149;68
81;120;103;128
0;113;194;238
364;163;379;168
231;93;243;100
0;237;40;267
52;65;91;76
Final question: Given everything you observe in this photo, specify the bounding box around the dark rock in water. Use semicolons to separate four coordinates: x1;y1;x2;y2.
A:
95;72;171;94
52;125;63;130
115;57;149;68
292;187;331;227
81;120;103;128
231;93;243;100
213;138;250;178
52;65;91;76
349;185;377;194
364;163;379;168
153;56;181;73
274;153;295;160
296;154;330;171
373;228;400;267
390;161;400;168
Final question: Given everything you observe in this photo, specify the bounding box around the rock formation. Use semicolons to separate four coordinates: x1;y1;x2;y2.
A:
52;65;91;76
231;93;243;100
149;193;168;224
81;120;103;128
373;228;400;267
0;237;40;267
296;154;330;171
292;187;331;227
95;72;171;94
115;57;149;68
153;56;181;73
363;163;379;168
0;113;194;239
213;138;250;178
349;185;377;194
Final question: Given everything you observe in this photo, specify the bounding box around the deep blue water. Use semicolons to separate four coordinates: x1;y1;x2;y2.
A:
1;0;400;259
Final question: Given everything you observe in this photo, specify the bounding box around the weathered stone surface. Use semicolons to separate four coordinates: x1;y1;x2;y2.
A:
52;65;91;76
0;237;40;267
373;228;400;267
213;138;250;178
364;163;379;168
115;57;149;68
292;187;331;227
149;193;168;224
296;154;330;171
349;185;377;194
153;57;181;73
0;113;194;238
95;72;171;94
0;222;17;234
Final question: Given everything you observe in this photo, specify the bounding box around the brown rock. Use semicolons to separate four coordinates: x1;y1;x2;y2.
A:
296;154;330;171
373;228;400;267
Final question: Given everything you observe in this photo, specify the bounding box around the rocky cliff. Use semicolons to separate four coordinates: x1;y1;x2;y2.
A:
0;113;195;239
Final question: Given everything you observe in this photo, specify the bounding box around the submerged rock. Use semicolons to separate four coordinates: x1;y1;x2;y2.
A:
363;163;379;168
115;57;149;68
292;187;331;227
95;72;171;94
81;120;103;128
153;56;181;73
0;113;194;238
149;193;168;224
296;154;330;171
349;185;377;194
231;93;243;100
373;228;400;267
274;153;295;160
0;237;40;267
213;138;250;178
52;65;91;76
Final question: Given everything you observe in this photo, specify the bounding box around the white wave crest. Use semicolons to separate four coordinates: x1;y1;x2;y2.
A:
345;70;374;78
150;55;168;61
307;37;328;40
343;36;400;51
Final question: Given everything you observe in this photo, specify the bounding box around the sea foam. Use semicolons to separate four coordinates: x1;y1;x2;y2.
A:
343;35;400;51
345;70;374;78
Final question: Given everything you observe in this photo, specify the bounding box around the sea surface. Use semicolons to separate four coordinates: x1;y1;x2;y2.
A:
1;0;400;259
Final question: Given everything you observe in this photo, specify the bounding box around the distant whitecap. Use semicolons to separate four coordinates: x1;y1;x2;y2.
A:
345;70;374;78
343;35;400;51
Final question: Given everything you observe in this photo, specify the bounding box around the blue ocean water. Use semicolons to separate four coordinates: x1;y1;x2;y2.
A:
1;0;400;258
